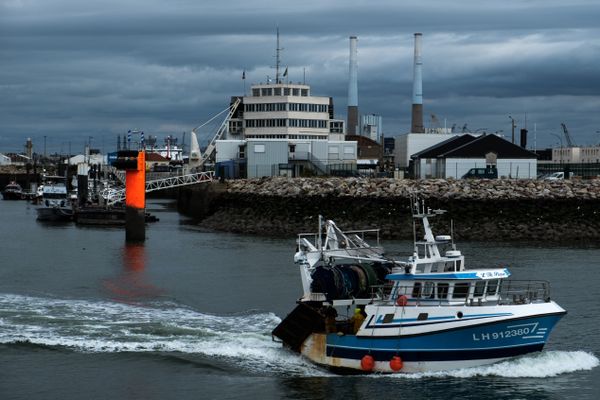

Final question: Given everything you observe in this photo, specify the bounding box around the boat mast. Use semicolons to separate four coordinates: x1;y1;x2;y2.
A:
318;214;323;252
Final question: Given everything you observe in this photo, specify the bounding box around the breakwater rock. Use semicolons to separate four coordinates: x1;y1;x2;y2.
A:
178;177;600;243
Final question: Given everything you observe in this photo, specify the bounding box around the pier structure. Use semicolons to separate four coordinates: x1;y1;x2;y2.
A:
102;171;214;206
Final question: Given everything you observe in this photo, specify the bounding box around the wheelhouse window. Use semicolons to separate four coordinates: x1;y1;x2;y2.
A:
486;280;499;295
452;282;470;299
444;261;456;272
474;281;486;297
437;283;449;299
410;281;437;299
412;282;422;298
422;282;434;298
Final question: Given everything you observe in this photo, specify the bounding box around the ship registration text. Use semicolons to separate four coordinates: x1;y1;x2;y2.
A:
472;323;539;341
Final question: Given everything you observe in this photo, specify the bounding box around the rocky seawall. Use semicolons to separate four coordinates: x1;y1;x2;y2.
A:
177;177;600;243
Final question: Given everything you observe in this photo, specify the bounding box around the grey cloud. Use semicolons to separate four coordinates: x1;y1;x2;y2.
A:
1;0;600;152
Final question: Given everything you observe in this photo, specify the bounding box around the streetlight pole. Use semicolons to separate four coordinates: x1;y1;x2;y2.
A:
550;132;563;163
508;116;516;144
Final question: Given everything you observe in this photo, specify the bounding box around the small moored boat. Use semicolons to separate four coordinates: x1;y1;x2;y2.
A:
36;177;73;222
2;181;23;200
272;198;566;373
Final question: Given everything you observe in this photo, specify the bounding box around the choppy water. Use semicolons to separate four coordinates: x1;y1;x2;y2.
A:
0;200;599;399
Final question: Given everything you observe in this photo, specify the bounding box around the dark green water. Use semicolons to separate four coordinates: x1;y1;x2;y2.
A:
0;199;598;399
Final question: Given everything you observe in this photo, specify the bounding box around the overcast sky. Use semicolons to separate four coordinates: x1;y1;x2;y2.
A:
1;0;600;153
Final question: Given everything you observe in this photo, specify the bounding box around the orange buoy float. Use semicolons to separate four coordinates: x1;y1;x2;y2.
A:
390;355;403;372
396;295;408;307
360;355;375;371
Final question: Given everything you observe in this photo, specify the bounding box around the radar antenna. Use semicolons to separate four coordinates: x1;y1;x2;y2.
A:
274;27;284;84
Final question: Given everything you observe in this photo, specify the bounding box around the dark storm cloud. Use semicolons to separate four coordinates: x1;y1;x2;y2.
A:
1;0;600;152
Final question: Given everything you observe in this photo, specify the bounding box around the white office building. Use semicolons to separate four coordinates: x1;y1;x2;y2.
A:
217;82;357;178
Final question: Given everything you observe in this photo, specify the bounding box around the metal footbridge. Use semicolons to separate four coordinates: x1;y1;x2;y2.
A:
102;171;214;205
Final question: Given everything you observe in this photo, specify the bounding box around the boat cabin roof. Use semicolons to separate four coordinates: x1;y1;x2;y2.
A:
387;268;510;281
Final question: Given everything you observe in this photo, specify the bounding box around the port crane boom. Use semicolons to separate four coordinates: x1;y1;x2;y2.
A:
560;123;576;147
188;97;241;170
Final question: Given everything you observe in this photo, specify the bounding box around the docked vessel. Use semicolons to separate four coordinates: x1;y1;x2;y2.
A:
272;198;566;373
74;206;159;225
2;181;23;200
36;176;73;222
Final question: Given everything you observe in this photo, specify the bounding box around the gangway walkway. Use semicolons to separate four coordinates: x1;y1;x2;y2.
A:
102;171;214;205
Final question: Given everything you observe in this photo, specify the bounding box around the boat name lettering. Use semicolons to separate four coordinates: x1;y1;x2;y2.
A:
477;271;507;278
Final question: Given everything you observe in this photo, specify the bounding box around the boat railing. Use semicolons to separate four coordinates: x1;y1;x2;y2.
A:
498;280;550;305
316;279;551;307
377;279;551;307
370;283;394;301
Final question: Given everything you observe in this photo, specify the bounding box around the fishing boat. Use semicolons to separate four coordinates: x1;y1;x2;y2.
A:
36;176;73;222
2;181;23;200
272;198;566;373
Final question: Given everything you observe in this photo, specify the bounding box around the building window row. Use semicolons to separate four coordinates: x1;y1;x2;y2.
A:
252;87;310;97
245;119;287;128
245;134;328;140
245;103;327;113
288;119;327;128
245;119;327;129
288;134;327;140
288;103;328;112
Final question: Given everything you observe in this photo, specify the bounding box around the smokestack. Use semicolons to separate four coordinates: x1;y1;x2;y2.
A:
347;36;358;135
411;33;424;133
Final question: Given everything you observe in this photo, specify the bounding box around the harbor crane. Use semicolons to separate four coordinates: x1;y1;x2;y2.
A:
560;123;576;147
188;97;241;170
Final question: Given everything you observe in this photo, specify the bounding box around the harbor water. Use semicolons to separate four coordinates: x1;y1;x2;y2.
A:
0;199;599;399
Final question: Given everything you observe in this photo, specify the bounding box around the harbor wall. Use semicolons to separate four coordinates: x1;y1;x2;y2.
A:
177;177;600;243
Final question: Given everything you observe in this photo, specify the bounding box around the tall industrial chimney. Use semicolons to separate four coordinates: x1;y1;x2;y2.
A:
347;36;358;135
411;33;424;133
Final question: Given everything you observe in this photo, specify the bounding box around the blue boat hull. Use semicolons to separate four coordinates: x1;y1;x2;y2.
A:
301;313;565;373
